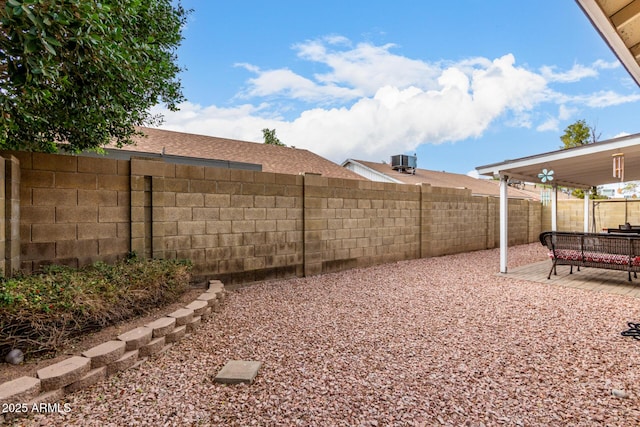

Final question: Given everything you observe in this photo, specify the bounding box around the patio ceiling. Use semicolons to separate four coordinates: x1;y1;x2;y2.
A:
476;132;640;188
576;0;640;87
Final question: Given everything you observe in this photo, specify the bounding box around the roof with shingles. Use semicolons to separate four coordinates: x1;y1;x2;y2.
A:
345;159;543;200
116;127;366;180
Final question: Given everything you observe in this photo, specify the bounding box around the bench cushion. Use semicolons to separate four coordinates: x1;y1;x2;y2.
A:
549;250;637;266
583;252;629;265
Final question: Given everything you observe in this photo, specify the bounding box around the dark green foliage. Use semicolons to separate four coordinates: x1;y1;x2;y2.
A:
571;186;608;200
0;257;192;357
262;128;286;146
0;0;188;152
559;119;599;149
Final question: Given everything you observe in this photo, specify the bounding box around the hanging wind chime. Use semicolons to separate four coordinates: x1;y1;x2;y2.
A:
612;153;624;182
538;169;554;206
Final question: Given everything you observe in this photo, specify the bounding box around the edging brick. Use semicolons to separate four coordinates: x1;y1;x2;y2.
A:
82;340;126;369
165;325;187;344
187;316;202;333
139;336;166;357
64;367;107;394
0;376;41;405
196;292;218;307
117;326;153;351
167;308;194;326
107;350;139;376
185;300;208;316
36;356;91;392
145;316;176;338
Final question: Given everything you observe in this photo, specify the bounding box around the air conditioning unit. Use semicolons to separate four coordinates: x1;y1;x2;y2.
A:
390;154;417;173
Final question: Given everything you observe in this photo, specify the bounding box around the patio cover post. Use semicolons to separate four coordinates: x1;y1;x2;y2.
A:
551;185;558;231
499;174;508;273
584;188;591;232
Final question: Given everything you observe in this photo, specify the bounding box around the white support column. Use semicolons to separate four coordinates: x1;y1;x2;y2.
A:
583;188;591;232
551;185;558;231
499;174;509;273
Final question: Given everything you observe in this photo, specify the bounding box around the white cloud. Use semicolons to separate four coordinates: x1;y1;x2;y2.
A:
576;90;640;107
540;63;598;82
613;131;631;138
558;104;576;120
150;102;274;143
467;169;491;179
535;104;578;132
593;59;620;70
151;37;640;165
293;38;442;95
235;65;360;103
536;117;559;132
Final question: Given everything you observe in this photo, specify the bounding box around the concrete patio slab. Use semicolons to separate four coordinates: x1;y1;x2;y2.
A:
505;260;640;298
214;360;262;385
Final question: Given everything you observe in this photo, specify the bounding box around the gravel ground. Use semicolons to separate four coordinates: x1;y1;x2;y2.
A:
14;243;640;426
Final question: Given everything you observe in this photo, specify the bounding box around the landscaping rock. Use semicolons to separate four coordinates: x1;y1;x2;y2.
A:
612;389;629;399
5;349;24;365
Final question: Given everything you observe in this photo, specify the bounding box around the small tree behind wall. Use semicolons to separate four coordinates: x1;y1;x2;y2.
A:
262;128;286;146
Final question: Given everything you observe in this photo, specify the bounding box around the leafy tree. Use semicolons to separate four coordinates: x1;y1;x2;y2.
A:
262;128;285;146
622;182;639;195
559;120;604;198
571;186;607;200
559;119;600;149
0;0;188;152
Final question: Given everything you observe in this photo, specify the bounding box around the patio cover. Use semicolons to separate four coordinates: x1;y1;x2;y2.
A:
476;133;640;273
477;133;640;189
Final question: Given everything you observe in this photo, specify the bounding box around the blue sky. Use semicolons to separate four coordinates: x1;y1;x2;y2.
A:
151;1;640;176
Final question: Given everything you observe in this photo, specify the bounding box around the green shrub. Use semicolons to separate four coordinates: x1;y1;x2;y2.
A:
0;256;192;358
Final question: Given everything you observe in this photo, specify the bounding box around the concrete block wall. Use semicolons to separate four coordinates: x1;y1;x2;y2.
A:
422;186;504;257
1;152;542;282
507;199;537;246
542;199;640;233
550;200;587;232
7;152;130;273
130;157;305;284
303;174;421;275
527;199;542;242
5;156;20;275
594;199;640;230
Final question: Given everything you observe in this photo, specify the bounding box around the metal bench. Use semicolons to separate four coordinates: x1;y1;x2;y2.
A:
539;231;640;281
